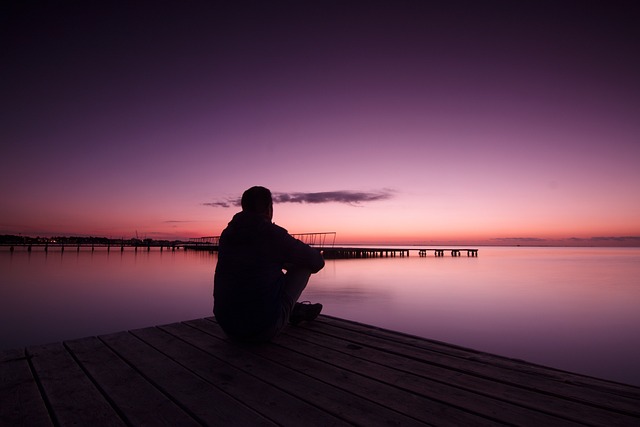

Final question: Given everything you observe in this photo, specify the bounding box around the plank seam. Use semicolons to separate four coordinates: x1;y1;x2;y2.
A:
268;337;498;426
202;318;519;426
312;318;640;414
319;315;640;397
177;321;369;426
97;333;208;427
25;350;58;427
62;341;133;427
277;330;585;427
288;323;634;425
133;324;285;426
280;330;536;423
205;318;640;424
260;341;442;426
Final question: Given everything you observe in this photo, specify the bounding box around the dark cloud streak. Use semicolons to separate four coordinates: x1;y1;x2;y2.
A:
491;236;640;247
273;190;392;205
202;202;234;208
204;190;394;208
491;237;547;243
571;236;640;243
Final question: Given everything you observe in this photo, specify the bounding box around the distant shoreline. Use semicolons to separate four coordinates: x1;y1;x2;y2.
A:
0;234;186;246
2;233;640;248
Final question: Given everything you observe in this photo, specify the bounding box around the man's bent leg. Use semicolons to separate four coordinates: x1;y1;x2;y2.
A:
254;267;312;341
281;266;313;311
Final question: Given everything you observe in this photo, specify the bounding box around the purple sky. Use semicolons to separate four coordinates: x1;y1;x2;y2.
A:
2;1;639;245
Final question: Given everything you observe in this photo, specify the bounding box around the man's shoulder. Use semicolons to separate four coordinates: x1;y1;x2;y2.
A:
269;222;290;236
270;221;286;231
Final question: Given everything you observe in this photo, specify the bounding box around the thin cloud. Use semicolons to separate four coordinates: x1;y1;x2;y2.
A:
491;236;640;247
273;190;393;205
571;236;640;243
491;237;547;243
204;189;394;208
202;201;234;208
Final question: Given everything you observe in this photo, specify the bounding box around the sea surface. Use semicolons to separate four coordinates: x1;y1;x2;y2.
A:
2;245;639;386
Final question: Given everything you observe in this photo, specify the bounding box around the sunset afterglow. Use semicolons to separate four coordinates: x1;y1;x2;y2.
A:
2;1;639;246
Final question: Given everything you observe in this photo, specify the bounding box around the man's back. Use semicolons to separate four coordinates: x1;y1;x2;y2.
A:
213;209;324;340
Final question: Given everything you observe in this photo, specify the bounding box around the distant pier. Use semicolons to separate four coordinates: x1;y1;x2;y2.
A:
321;247;478;259
419;248;478;257
2;242;181;253
3;232;478;258
320;247;409;258
181;233;478;258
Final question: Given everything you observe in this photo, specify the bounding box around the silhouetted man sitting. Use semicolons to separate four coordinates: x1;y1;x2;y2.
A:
214;186;325;342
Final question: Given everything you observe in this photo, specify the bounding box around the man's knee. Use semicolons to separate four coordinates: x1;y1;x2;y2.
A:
285;267;312;285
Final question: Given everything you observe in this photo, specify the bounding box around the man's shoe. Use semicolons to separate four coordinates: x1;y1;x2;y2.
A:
290;301;323;326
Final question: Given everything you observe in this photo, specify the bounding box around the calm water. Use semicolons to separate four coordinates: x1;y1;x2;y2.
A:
2;246;639;386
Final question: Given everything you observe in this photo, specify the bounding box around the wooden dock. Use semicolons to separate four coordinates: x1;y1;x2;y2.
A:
321;248;478;259
180;234;479;258
2;316;638;426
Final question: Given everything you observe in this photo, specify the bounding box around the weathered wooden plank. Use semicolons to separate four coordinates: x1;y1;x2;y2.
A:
188;318;504;426
0;350;52;427
27;342;124;427
316;315;640;400
99;330;275;426
312;315;640;415
276;329;582;426
0;348;26;363
64;336;199;426
130;324;348;427
159;321;427;426
278;321;640;426
201;318;591;426
5;315;639;427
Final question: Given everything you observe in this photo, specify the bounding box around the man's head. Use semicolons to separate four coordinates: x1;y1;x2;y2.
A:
241;186;273;220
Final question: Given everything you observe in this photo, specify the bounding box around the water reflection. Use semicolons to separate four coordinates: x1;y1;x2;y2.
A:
307;248;640;386
1;248;215;350
2;246;639;386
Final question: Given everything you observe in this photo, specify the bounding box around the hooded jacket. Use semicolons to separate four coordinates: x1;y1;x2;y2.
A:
213;211;324;339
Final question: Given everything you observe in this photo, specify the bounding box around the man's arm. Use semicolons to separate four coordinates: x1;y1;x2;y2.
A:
275;227;325;273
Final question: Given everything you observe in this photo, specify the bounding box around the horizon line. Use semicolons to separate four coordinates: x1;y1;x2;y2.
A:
2;233;640;248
